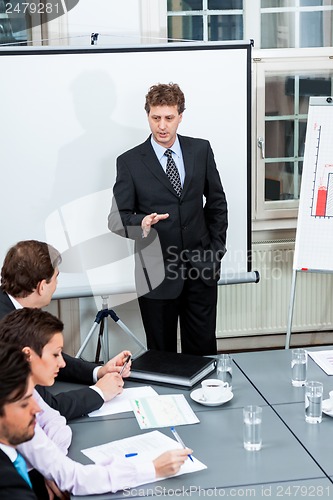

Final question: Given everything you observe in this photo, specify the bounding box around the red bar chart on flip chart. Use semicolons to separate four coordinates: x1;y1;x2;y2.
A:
294;96;333;272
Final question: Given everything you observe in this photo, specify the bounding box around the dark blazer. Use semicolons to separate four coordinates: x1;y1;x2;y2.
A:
0;449;37;499
108;135;228;299
0;289;103;420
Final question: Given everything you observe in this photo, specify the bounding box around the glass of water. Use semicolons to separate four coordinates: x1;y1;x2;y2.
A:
305;381;323;424
216;354;232;390
291;348;307;387
243;405;262;451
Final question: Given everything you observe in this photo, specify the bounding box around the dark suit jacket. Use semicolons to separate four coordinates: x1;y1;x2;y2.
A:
0;449;37;499
0;289;103;420
109;135;228;299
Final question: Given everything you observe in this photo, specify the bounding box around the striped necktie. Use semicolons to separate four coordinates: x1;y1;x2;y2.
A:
164;149;182;197
13;452;32;488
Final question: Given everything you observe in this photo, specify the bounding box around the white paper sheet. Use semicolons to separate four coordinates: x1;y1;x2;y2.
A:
308;350;333;375
88;386;158;417
81;430;206;482
131;394;200;429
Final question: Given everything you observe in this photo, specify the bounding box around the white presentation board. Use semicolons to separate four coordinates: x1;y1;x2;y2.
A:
0;41;253;298
293;96;333;272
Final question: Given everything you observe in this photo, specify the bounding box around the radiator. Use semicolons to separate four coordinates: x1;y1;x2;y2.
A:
217;241;333;338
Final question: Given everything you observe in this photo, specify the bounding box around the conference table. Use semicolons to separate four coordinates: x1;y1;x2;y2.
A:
233;346;333;404
50;347;333;498
233;347;333;486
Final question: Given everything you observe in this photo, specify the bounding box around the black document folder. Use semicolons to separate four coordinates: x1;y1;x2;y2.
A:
129;350;216;388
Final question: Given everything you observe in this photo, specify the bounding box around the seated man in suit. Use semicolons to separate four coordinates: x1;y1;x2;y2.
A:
0;342;39;499
0;240;132;421
0;308;191;497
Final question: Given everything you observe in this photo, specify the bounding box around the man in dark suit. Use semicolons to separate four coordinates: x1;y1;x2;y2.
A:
108;83;228;355
0;342;39;499
0;240;131;421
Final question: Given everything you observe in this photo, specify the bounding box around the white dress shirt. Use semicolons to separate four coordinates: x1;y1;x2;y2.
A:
8;295;103;396
0;442;18;462
17;391;155;495
151;135;185;187
7;294;23;310
18;390;72;469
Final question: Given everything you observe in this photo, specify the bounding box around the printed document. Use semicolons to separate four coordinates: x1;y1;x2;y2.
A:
308;350;333;375
131;394;200;429
81;429;206;481
88;386;158;417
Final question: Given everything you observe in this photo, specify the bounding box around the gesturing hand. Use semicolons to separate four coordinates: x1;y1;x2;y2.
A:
141;212;169;237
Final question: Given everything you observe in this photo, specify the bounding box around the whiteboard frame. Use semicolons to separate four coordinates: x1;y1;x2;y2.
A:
0;41;253;298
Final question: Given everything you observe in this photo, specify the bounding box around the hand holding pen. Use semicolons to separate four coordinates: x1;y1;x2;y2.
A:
96;350;132;378
170;426;194;462
153;446;194;478
126;427;193;476
120;354;131;376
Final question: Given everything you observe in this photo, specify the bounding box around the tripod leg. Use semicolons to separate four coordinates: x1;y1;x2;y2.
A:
101;296;110;359
107;309;147;352
95;319;104;363
75;321;100;358
116;319;147;351
94;318;111;363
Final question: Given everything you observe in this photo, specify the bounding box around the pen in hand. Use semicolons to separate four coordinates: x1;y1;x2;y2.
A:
170;426;194;462
119;354;131;376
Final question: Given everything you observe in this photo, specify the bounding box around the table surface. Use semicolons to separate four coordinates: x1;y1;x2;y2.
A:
233;346;333;405
51;361;265;423
69;405;327;499
54;347;333;498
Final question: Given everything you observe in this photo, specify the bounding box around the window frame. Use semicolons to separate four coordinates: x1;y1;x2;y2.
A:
253;48;333;229
167;0;244;42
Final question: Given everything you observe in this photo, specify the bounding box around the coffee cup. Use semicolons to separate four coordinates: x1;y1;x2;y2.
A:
201;378;229;402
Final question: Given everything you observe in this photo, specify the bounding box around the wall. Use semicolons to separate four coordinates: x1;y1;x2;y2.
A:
71;241;333;360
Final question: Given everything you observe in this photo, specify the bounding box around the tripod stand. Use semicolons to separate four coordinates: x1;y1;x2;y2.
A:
75;296;147;361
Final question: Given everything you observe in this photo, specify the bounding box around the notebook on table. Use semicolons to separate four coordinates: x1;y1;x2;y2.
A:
128;349;216;388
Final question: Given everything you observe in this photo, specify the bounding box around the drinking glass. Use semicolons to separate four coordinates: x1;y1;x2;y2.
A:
216;354;232;390
305;381;323;424
291;348;307;387
243;405;262;451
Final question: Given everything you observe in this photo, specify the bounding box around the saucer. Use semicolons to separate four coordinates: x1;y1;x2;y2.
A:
322;399;333;417
190;388;233;407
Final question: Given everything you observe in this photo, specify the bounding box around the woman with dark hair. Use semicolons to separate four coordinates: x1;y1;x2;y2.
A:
0;308;191;497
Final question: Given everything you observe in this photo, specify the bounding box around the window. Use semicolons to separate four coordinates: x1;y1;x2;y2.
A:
167;1;333;224
261;0;333;49
255;53;333;222
167;0;243;42
0;0;28;45
167;1;333;48
0;0;63;47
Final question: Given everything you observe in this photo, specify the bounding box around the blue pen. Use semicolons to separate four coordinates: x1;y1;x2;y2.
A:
170;426;194;462
125;453;138;458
